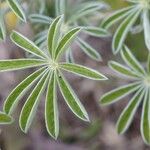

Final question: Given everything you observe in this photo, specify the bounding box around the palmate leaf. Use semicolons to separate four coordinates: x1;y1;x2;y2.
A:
76;38;102;61
0;111;13;124
0;59;47;72
112;7;141;54
117;88;144;134
100;82;141;105
6;0;26;22
60;63;107;80
143;9;150;51
45;72;59;139
19;71;49;133
56;72;89;121
3;67;46;115
141;88;150;145
121;46;146;75
0;16;107;139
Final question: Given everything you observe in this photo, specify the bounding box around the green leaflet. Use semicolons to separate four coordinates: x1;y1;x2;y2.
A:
143;9;150;51
147;54;150;73
6;0;26;22
83;26;109;37
112;8;141;54
109;61;141;78
100;82;140;105
56;72;89;121
29;14;52;25
0;111;13;124
11;31;47;59
76;38;102;61
68;2;107;23
117;88;144;134
45;72;59;139
141;89;150;145
3;67;46;115
35;34;47;47
19;71;49;133
55;27;81;60
121;46;146;75
65;49;74;63
47;15;63;57
101;6;135;29
55;0;66;16
0;59;47;72
34;30;47;44
60;63;107;80
0;11;6;40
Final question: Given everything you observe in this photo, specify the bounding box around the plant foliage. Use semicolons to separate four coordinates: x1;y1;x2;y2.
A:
100;45;150;145
0;16;107;139
0;0;26;40
101;0;150;54
29;0;110;62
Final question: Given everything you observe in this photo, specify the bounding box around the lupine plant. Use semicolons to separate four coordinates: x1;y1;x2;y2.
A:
100;45;150;144
101;0;150;54
0;16;107;139
0;0;26;40
29;0;109;62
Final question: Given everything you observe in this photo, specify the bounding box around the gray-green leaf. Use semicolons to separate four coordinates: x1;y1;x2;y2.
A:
77;38;102;61
100;82;140;105
101;6;134;29
0;12;6;40
60;63;107;80
112;8;141;54
83;26;110;37
56;72;89;121
6;0;26;22
117;88;144;134
3;67;46;115
29;14;52;25
19;71;49;133
45;72;59;139
121;45;146;75
55;27;81;60
140;89;150;145
47;15;63;57
109;61;140;78
143;9;150;51
0;59;47;72
11;31;47;59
